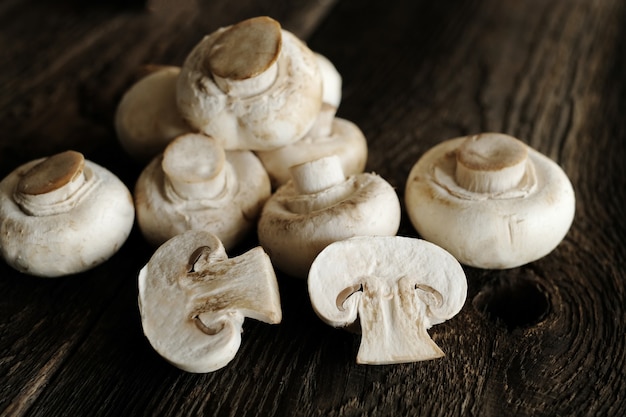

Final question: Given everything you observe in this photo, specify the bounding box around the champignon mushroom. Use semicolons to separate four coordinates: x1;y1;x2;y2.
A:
0;150;135;277
308;235;467;364
134;133;271;249
176;16;323;151
115;66;191;161
405;132;576;269
257;155;401;279
138;230;282;373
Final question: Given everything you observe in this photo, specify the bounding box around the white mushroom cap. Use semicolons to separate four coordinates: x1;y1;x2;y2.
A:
257;155;401;278
308;235;467;365
138;230;282;373
176;16;323;151
135;133;271;249
405;133;576;269
0;151;135;277
255;117;368;188
115;66;191;161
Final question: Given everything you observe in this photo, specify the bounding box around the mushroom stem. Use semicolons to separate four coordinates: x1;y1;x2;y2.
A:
289;155;345;195
208;16;282;98
162;134;227;201
14;151;89;216
455;133;528;194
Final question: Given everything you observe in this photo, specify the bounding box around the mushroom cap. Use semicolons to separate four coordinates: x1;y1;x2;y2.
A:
308;235;467;364
255;117;368;188
115;66;190;161
176;18;323;151
135;136;271;249
257;171;401;279
405;133;576;269
0;153;135;277
138;230;281;373
314;52;342;110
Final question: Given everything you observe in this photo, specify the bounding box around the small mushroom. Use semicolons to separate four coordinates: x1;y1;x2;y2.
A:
134;133;271;249
115;66;191;161
405;132;576;269
0;151;135;277
257;155;401;278
138;230;282;373
176;16;323;151
308;235;467;365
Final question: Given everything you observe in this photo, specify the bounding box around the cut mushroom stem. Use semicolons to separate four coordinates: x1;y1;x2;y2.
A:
289;155;346;195
208;16;281;97
14;151;88;216
162;134;227;201
455;133;528;194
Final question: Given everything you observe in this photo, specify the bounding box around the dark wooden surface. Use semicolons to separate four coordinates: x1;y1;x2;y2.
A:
1;0;625;416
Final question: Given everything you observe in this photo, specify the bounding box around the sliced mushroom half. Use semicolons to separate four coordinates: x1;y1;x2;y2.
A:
308;236;467;365
138;230;282;373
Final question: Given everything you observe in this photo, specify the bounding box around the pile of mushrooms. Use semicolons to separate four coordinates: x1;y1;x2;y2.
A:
0;15;578;373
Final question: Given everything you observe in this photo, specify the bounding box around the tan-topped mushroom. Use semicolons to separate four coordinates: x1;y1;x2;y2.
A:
308;236;467;365
176;16;323;151
0;151;135;277
405;132;576;269
257;155;401;278
135;133;271;249
115;66;191;161
138;230;282;373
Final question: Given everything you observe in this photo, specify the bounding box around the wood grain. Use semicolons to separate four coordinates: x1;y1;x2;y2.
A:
1;0;625;416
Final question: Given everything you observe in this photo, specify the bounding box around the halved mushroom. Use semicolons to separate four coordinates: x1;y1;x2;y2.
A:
308;236;467;365
257;155;401;279
405;132;576;269
134;133;271;249
176;16;323;151
138;230;282;373
115;66;191;161
0;151;135;277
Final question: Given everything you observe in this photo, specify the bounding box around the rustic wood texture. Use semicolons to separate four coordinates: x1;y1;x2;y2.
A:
1;0;625;416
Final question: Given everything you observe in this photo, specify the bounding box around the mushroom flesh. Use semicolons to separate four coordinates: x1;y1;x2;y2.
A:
138;230;282;373
404;132;576;269
135;133;271;249
257;155;401;279
308;235;467;364
0;150;135;277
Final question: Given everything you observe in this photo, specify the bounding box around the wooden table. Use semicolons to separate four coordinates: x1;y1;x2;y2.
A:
1;0;625;415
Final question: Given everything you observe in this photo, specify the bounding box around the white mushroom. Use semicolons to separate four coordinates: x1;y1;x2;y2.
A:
257;155;401;279
308;235;467;365
138;230;282;373
135;133;271;249
405;132;576;269
0;150;135;277
176;16;323;151
115;66;191;161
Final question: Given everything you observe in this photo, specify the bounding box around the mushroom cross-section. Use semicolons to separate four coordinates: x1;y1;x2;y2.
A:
176;16;323;151
404;132;576;269
308;236;467;365
138;230;282;373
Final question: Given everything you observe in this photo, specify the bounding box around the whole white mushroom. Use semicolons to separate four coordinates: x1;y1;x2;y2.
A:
176;16;323;151
0;150;135;277
404;132;576;269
